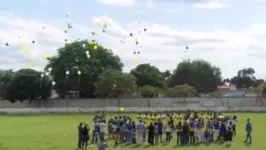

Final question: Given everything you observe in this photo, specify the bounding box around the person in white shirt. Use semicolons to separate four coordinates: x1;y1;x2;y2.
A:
165;122;172;143
99;121;106;140
136;120;145;144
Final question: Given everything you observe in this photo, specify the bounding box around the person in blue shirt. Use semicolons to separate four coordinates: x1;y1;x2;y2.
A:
244;118;252;144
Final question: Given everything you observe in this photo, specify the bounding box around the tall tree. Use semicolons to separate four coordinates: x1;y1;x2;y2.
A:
0;69;15;99
46;40;123;98
94;69;136;106
130;64;165;88
162;70;172;79
230;67;263;88
6;69;52;103
168;59;222;93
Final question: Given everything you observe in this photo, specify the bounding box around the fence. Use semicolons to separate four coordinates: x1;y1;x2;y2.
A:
0;97;265;108
0;107;266;114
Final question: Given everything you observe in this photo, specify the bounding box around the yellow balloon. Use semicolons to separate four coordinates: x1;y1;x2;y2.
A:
24;49;29;53
41;56;46;60
93;45;97;50
40;66;44;69
19;47;23;51
17;36;21;39
135;38;138;42
64;30;67;33
29;58;33;62
120;107;124;112
25;64;30;67
134;60;138;64
77;71;81;75
138;21;141;25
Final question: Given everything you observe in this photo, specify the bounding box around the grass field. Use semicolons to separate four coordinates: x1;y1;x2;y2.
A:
0;113;265;150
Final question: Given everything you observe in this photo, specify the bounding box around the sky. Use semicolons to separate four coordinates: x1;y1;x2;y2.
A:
0;0;266;79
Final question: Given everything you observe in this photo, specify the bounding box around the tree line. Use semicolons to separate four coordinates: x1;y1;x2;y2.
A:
0;40;266;103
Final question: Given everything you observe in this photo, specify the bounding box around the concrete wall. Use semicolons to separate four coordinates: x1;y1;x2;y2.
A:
0;97;266;108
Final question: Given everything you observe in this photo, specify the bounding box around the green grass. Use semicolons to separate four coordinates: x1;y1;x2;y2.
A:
0;113;265;150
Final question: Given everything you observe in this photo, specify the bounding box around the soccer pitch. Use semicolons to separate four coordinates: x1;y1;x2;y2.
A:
0;113;265;150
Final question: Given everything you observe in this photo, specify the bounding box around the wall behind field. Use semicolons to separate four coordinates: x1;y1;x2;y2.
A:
0;97;266;108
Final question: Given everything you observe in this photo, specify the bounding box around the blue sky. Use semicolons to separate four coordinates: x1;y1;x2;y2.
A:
0;0;266;79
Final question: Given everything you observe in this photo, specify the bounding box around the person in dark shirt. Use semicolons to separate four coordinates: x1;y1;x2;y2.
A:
176;121;183;145
219;122;226;142
78;122;84;149
157;119;163;143
182;122;189;145
147;122;155;144
82;125;90;150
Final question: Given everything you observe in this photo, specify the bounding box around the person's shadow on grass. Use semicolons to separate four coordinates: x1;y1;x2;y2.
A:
130;144;142;148
143;144;152;148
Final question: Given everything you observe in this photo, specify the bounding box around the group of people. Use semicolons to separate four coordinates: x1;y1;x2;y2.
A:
77;111;253;150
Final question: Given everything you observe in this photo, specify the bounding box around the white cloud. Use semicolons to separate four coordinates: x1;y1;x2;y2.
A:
0;15;266;79
97;0;136;6
193;2;226;9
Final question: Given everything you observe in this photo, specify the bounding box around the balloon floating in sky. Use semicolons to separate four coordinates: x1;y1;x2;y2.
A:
134;51;140;55
136;42;139;45
17;36;21;39
91;32;96;36
130;33;133;37
64;30;67;33
65;12;70;17
77;71;81;75
66;71;70;75
186;46;189;49
102;30;105;33
5;43;8;46
65;39;68;42
144;28;147;32
32;40;35;44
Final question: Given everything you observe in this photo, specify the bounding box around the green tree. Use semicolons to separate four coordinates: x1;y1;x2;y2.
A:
162;70;172;79
130;64;165;88
165;84;196;98
230;68;263;88
0;69;15;99
168;59;222;93
137;85;160;98
95;69;136;106
46;40;123;98
6;69;52;103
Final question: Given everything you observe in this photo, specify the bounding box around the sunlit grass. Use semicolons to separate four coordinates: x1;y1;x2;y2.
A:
0;113;265;150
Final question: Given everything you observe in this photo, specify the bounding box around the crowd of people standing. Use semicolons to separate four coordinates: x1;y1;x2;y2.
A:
77;111;252;150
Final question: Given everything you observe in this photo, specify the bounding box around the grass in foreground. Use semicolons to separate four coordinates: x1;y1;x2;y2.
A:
0;113;265;150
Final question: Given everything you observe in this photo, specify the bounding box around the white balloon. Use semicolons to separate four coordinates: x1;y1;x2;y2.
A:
86;51;89;54
48;68;52;72
66;71;70;75
82;44;86;48
41;74;44;78
52;81;56;85
45;72;49;76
